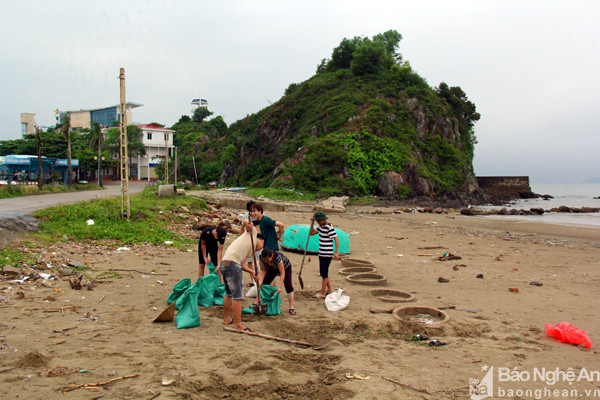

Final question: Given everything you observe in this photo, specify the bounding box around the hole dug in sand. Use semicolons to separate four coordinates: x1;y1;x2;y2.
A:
340;258;375;268
338;266;378;275
346;273;387;286
368;289;415;303
393;306;450;327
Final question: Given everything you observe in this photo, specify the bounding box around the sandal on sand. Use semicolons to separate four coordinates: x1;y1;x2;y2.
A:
428;339;446;347
312;293;324;299
345;373;370;380
242;327;253;332
289;309;296;315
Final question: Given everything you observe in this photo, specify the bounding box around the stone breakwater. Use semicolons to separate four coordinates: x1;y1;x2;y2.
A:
460;206;600;216
354;205;600;216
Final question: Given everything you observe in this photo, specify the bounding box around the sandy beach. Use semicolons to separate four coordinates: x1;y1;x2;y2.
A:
1;199;599;399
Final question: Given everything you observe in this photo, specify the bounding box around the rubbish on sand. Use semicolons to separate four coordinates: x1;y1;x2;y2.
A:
60;374;139;392
346;373;370;380
325;288;350;311
438;253;462;261
545;321;592;349
428;339;447;347
153;302;176;322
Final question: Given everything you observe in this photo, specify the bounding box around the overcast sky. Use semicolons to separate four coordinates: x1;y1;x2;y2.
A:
1;0;598;183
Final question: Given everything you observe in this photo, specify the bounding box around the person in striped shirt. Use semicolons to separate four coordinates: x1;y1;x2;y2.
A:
309;211;339;299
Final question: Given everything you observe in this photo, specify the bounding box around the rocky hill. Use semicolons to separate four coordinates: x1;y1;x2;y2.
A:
173;30;486;204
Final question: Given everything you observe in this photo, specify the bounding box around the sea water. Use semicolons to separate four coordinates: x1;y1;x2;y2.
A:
477;183;600;228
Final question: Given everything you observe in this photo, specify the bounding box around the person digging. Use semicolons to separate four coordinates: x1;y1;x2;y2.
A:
217;219;264;332
258;247;296;315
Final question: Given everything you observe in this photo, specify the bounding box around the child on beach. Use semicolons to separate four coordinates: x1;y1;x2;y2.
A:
309;211;339;299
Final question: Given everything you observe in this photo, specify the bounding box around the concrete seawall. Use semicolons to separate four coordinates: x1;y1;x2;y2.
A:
476;176;532;198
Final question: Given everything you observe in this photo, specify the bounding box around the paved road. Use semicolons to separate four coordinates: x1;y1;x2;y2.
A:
0;181;148;217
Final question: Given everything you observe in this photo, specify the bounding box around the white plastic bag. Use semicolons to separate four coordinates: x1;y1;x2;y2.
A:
246;284;257;298
325;288;349;311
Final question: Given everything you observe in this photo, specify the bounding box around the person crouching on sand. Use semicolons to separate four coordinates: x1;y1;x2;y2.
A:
258;247;296;315
218;219;264;332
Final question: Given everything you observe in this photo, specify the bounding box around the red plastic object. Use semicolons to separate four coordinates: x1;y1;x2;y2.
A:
545;321;592;349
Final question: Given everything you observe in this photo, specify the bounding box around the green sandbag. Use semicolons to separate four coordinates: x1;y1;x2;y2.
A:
242;306;254;315
260;284;282;316
167;278;191;305
175;282;201;329
207;261;217;274
213;283;225;306
197;274;220;307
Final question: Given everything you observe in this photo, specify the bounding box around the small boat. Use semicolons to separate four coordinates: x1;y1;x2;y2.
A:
280;224;350;254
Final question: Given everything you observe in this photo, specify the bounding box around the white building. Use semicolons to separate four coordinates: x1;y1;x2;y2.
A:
135;123;175;181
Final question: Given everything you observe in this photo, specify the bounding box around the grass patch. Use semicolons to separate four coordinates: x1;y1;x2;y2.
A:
32;186;208;246
348;196;379;205
0;247;38;269
96;271;121;279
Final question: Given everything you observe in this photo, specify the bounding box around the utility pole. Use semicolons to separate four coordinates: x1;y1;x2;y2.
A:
119;68;130;219
174;147;178;184
164;132;169;184
192;155;198;184
36;126;43;189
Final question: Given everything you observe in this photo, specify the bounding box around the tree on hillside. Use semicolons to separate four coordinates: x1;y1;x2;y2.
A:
318;29;402;75
350;39;394;76
192;107;213;123
373;30;403;62
329;36;363;70
59;113;73;185
436;82;480;157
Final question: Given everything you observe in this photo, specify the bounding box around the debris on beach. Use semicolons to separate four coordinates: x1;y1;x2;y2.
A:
437;253;462;261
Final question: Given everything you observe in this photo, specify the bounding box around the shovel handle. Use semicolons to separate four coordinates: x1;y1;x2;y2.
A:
298;218;315;288
249;230;262;304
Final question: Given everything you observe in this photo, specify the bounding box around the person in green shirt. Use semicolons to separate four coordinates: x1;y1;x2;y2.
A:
250;203;285;251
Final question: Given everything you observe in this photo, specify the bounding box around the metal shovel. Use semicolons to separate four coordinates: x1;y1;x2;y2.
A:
250;233;268;315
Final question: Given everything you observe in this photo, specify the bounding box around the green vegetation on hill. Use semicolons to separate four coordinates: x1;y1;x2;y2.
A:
172;30;480;198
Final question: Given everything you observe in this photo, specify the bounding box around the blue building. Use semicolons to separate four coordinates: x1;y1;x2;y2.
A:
0;155;79;185
59;102;142;129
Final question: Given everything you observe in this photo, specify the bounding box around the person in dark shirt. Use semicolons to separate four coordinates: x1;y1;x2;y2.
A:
198;226;227;278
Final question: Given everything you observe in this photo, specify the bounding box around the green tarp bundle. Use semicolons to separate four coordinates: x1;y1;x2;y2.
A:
280;224;351;254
